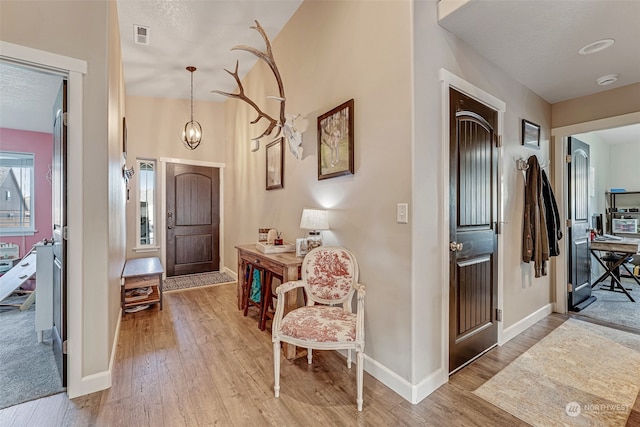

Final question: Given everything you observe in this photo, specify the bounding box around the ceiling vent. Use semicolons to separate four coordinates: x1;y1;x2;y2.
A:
134;25;150;45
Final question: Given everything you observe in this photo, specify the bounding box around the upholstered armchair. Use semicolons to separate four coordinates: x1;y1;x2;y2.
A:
272;246;366;411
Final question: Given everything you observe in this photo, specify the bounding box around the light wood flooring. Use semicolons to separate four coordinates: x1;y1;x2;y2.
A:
1;283;638;426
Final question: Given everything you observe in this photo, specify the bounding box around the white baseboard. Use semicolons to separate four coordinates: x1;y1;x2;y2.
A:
499;303;553;345
224;266;237;281
362;354;446;404
67;309;121;399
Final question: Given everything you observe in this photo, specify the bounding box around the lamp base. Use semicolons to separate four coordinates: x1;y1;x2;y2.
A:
307;230;323;250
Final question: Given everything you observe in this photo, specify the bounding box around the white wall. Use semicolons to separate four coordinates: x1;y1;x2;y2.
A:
413;1;553;385
1;0;125;391
223;0;414;379
124;96;226;261
221;0;555;400
609;141;640;191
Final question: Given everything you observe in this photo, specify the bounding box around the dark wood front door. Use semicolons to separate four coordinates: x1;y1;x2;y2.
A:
166;163;220;276
449;88;499;374
52;80;67;386
568;137;592;310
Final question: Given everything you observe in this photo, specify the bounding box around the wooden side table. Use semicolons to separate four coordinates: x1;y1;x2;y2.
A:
235;244;302;359
121;257;164;312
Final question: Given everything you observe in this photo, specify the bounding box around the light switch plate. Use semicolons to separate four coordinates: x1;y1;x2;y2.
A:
397;203;408;224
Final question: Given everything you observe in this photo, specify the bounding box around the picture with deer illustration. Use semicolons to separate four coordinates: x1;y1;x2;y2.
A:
317;99;354;180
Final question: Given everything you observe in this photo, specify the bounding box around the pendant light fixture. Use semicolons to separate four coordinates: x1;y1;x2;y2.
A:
182;66;202;150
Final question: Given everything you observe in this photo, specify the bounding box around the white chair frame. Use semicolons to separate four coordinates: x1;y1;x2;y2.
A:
272;246;366;411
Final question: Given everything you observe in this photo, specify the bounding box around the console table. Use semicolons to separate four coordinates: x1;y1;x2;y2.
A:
235;244;302;359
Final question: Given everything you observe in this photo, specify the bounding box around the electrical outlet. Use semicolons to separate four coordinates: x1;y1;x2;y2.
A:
397;203;408;224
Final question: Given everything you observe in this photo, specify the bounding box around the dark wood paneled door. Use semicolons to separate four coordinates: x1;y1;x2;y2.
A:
52;80;67;386
568;137;592;310
166;163;220;276
449;88;499;374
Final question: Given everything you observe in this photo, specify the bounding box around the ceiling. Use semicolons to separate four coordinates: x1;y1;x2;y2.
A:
0;0;638;144
438;0;640;104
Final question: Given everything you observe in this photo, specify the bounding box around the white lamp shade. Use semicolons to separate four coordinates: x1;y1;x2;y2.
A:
299;209;329;230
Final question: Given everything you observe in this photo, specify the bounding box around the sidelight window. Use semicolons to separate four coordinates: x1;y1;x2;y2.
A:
137;159;156;248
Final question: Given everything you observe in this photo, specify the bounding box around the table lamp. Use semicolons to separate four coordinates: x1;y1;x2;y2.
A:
299;209;329;250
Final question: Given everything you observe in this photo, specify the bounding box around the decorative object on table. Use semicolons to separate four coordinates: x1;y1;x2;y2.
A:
255;241;295;254
266;138;284;190
182;66;202;150
212;20;303;158
272;246;366;411
521;119;540;149
274;231;283;245
258;228;271;242
300;208;330;250
267;229;277;244
295;237;308;257
317;99;354;180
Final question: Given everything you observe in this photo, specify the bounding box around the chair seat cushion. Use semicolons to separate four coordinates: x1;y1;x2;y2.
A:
280;306;356;342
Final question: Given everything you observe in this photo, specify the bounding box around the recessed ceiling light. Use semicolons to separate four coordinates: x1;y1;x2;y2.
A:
579;39;615;55
596;74;619;86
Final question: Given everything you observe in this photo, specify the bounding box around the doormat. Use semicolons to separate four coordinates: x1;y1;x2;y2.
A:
163;271;235;292
473;318;640;426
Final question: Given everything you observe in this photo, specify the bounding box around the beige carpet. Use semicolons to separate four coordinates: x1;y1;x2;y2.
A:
474;319;640;426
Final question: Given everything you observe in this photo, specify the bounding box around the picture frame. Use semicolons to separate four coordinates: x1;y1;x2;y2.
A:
317;99;354;180
295;237;308;257
266;137;284;190
122;117;128;159
522;119;540;149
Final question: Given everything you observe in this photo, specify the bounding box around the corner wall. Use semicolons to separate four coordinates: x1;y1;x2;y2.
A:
222;0;414;379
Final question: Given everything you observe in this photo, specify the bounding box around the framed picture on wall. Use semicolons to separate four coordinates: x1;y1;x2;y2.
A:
317;99;354;180
522;119;540;149
266;137;284;190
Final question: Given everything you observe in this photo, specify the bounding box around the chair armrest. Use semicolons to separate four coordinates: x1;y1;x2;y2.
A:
275;280;304;296
272;280;305;341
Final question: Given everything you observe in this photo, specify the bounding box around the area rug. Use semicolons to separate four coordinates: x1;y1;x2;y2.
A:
578;278;640;331
0;296;64;409
163;271;235;292
473;318;640;426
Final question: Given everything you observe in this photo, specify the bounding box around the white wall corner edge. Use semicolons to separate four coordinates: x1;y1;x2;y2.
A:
363;355;447;405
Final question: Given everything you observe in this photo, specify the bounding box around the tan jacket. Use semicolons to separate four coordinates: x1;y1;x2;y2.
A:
522;156;549;277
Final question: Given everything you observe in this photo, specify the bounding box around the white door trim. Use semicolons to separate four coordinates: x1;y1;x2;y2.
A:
1;41;87;398
551;111;640;314
439;68;506;376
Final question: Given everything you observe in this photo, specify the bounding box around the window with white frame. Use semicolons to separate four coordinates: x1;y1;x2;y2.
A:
0;151;35;235
137;159;156;248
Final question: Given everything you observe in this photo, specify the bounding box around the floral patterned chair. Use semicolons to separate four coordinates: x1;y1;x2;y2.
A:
272;246;366;411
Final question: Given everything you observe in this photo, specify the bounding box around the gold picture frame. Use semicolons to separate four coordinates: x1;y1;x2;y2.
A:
317;99;354;180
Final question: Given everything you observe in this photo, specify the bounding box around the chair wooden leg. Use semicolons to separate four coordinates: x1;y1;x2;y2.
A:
347;349;352;368
273;341;281;398
356;350;363;411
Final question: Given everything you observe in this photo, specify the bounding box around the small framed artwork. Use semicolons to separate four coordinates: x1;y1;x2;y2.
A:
522;119;540;149
317;99;354;180
266;137;284;190
122;117;128;159
295;238;308;257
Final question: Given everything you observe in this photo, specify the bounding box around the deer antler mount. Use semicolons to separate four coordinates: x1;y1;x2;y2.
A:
213;20;302;156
